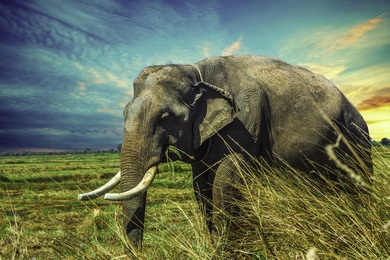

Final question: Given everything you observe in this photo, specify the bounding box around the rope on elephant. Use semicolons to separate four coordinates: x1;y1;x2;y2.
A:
189;63;204;82
189;64;238;112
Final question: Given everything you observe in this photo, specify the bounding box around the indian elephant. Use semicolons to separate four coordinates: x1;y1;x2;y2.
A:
78;55;372;253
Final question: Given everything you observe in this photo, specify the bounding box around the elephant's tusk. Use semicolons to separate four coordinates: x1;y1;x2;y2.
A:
104;166;157;201
78;171;121;200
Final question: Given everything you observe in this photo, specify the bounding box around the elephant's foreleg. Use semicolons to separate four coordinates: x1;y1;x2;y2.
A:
192;164;214;234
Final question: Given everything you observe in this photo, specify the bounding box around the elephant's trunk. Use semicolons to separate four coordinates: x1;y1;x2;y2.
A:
116;129;162;250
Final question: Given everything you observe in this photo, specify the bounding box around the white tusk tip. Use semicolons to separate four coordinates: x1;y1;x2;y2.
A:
104;193;115;200
78;194;88;200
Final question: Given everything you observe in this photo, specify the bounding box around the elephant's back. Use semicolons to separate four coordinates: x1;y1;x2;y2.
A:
225;56;353;162
203;55;343;107
232;55;346;122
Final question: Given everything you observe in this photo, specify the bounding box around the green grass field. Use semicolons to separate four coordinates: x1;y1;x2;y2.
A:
0;148;389;259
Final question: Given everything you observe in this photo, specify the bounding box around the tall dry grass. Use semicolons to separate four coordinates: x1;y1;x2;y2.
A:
1;147;388;259
128;145;389;259
221;146;390;259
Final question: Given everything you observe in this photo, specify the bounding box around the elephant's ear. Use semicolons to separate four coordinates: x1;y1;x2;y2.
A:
192;82;237;149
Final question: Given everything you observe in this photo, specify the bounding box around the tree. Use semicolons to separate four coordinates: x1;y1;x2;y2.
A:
117;143;122;151
380;138;389;146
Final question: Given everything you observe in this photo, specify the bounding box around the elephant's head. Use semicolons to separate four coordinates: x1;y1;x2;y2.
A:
79;64;237;248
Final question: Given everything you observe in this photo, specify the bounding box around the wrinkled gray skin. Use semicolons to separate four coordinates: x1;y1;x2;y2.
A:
120;55;372;252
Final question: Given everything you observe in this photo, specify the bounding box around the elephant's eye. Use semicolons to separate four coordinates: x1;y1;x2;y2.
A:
161;112;170;119
159;112;171;125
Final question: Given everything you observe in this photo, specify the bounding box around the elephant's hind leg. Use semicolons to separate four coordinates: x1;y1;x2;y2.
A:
211;153;246;255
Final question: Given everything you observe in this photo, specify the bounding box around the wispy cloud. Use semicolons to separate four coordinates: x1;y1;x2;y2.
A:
71;62;132;100
280;14;389;61
200;42;212;57
327;15;385;53
356;87;390;111
337;65;390;91
305;14;388;58
335;65;390;112
221;36;243;56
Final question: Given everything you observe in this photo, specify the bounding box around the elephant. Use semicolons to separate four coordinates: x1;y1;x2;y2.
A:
78;55;372;254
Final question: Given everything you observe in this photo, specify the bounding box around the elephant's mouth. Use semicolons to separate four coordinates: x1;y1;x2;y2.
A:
78;166;158;201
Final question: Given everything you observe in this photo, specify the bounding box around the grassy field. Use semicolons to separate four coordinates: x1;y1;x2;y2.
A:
0;148;389;259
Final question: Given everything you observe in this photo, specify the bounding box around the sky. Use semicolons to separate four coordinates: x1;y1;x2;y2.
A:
0;0;389;152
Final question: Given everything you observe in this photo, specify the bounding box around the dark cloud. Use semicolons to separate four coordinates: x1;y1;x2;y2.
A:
0;107;123;152
0;129;121;151
0;1;131;152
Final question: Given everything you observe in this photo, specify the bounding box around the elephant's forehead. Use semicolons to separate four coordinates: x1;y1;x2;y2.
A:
145;66;183;85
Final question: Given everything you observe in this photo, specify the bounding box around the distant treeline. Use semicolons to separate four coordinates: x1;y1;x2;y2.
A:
1;139;389;156
372;137;390;147
1;148;120;157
